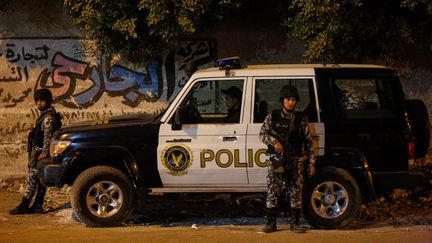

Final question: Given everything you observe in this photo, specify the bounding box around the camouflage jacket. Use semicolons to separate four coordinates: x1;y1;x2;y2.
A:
38;107;57;151
259;110;315;166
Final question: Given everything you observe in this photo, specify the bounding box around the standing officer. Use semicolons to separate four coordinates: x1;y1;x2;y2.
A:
9;89;61;215
259;85;315;233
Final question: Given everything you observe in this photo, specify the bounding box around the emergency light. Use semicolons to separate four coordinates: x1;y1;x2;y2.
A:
215;56;241;70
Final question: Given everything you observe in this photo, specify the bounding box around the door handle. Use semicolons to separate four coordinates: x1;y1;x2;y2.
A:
222;136;237;142
166;138;192;143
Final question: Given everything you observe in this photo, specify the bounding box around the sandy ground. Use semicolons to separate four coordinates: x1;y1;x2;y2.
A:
0;191;431;243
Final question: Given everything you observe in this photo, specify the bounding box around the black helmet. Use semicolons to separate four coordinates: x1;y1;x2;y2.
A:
279;85;300;102
34;88;53;102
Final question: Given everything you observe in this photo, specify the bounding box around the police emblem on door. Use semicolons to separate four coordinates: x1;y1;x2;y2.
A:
161;144;193;175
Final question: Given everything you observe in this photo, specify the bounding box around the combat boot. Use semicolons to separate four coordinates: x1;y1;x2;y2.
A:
30;186;46;214
290;208;306;233
9;197;32;215
261;208;277;233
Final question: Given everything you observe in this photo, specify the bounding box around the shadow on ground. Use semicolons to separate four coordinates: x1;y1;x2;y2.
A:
59;192;432;229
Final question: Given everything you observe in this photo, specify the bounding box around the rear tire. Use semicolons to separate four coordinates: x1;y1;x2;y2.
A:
303;167;361;229
71;166;134;227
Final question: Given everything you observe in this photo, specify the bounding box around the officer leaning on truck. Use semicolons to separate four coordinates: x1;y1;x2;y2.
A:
9;89;62;215
259;85;316;233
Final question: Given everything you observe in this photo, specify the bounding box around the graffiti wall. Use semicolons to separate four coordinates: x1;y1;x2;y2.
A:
0;38;217;176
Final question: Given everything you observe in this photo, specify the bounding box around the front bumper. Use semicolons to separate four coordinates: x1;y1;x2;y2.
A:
37;158;64;187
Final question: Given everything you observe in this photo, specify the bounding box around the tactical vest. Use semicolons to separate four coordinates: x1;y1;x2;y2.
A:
33;108;62;148
270;109;304;157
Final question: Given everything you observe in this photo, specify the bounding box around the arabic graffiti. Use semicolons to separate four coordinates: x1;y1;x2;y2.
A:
0;38;217;108
176;40;216;87
60;110;113;124
0;119;30;159
0;121;32;137
34;53;163;108
0;43;50;64
106;59;163;106
0;38;217;171
0;66;29;82
0;145;27;159
1;88;32;108
35;52;100;107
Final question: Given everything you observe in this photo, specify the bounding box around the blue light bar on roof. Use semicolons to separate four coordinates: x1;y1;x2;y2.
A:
215;56;241;70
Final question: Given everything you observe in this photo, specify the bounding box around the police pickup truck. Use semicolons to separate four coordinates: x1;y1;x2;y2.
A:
39;57;430;228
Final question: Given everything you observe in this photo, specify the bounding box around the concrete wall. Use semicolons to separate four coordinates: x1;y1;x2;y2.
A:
0;0;431;176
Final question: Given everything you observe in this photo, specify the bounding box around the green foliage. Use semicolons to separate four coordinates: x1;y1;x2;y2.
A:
284;0;432;63
64;0;240;62
65;0;431;65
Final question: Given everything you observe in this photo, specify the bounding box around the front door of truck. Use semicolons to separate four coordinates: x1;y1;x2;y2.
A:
158;78;249;187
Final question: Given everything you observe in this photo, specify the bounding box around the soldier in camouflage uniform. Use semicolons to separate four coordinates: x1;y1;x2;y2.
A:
259;85;315;233
9;89;61;215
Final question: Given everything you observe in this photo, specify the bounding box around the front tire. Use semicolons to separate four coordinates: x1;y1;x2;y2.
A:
303;167;361;229
71;166;134;227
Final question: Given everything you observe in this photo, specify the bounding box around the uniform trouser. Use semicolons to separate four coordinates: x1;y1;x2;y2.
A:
23;149;46;200
266;157;304;210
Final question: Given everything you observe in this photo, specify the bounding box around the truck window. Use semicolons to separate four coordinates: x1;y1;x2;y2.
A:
180;79;245;124
332;78;395;119
254;78;317;123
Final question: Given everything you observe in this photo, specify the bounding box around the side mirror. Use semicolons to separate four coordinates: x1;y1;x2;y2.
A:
171;107;184;130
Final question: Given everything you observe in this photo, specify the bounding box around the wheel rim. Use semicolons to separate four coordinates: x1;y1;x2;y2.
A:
310;181;349;219
86;180;123;218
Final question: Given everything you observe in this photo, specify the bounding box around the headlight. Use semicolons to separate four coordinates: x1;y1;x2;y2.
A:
50;140;71;157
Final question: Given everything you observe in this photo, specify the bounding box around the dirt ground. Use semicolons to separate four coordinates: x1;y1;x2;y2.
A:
0;191;431;243
1;149;431;242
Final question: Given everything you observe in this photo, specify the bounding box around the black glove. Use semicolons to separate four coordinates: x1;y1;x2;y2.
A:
273;157;284;168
